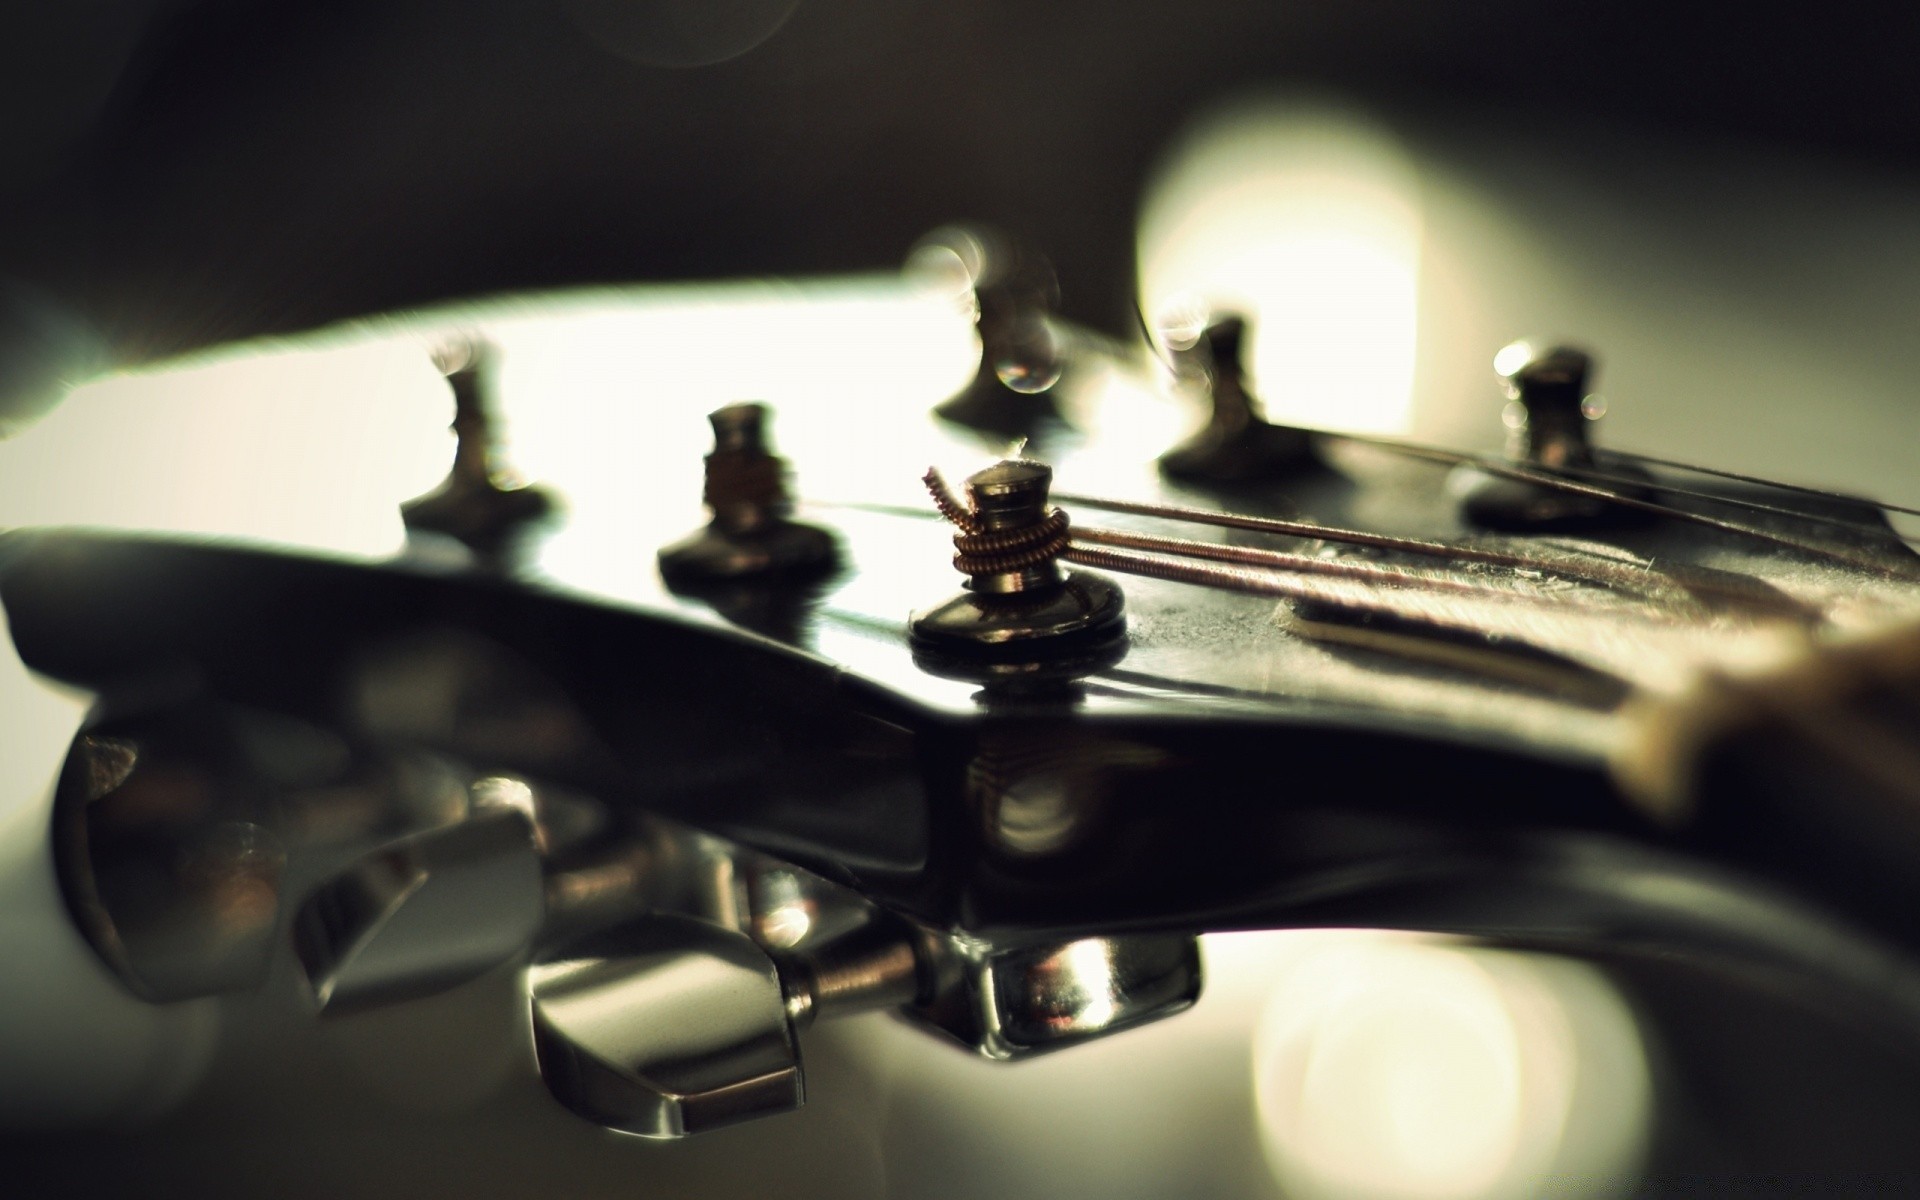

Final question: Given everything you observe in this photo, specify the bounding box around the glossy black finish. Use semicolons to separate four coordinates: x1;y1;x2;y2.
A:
910;571;1125;658
17;517;1920;1048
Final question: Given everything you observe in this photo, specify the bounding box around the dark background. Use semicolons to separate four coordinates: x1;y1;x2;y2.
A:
6;1;1920;364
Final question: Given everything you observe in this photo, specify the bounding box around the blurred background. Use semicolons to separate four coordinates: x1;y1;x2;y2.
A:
4;1;1920;1196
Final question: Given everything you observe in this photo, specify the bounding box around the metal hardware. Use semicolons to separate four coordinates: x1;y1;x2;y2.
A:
400;340;555;556
778;914;927;1028
51;714;290;1004
1158;314;1318;485
919;225;1070;441
911;460;1125;658
529;913;803;1138
1459;340;1651;531
292;807;545;1013
657;403;837;583
529;905;928;1138
908;932;1202;1060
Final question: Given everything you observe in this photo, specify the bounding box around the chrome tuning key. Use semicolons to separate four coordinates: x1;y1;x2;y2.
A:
528;902;1199;1136
911;459;1125;663
293;808;546;1014
1158;314;1318;485
401;339;555;556
657;403;837;584
1457;340;1651;531
531;907;927;1138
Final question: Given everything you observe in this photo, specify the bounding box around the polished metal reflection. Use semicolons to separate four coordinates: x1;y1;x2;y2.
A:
293;808;544;1013
53;725;289;1003
528;913;802;1138
913;932;1201;1060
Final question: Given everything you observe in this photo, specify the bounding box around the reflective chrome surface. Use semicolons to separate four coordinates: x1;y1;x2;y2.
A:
294;809;544;1013
913;933;1202;1061
922;226;1068;442
528;913;802;1138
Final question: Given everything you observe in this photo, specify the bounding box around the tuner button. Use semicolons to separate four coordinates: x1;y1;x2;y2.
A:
915;225;1071;442
656;403;838;586
529;913;803;1139
400;339;556;559
910;459;1126;667
1158;313;1318;486
906;932;1201;1060
1458;340;1652;532
52;715;290;1004
293;807;545;1014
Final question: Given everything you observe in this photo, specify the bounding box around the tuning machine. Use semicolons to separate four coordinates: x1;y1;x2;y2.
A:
1455;340;1651;531
910;459;1126;665
1157;312;1320;486
401;339;556;558
915;226;1072;443
657;403;838;591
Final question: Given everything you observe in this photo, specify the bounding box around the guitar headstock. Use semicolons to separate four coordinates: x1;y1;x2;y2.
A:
6;261;1920;1139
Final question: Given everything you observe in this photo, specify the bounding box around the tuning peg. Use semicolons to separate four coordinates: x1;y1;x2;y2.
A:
528;913;802;1138
907;932;1201;1060
657;403;838;585
292;807;545;1013
530;909;926;1138
916;225;1071;441
1499;343;1596;468
1458;340;1651;531
910;459;1126;665
51;710;291;1004
401;339;556;557
1158;313;1318;485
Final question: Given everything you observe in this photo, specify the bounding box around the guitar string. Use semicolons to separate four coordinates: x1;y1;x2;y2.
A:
1051;491;1790;611
1059;541;1664;693
1551;461;1920;547
1126;300;1917;558
1060;540;1494;610
1602;448;1920;522
1323;431;1920;559
922;467;1733;673
914;467;1795;699
826;485;1824;615
1314;435;1912;578
1071;524;1600;603
924;466;1579;607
